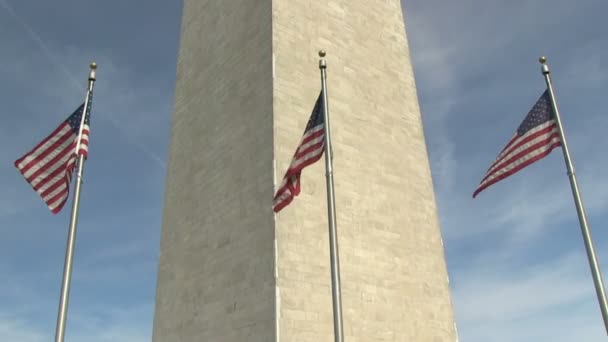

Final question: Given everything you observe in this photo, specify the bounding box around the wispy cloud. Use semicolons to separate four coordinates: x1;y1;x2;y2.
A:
451;248;608;341
0;2;173;340
454;251;590;320
67;303;153;342
0;0;169;169
0;303;152;342
0;218;158;340
404;0;608;239
404;0;608;340
0;317;45;342
0;0;80;90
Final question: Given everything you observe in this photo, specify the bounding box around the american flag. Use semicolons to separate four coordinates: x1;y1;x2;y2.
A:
273;92;325;212
14;100;92;214
473;90;561;197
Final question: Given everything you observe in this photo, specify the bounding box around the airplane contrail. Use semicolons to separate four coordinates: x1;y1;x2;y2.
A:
0;0;167;170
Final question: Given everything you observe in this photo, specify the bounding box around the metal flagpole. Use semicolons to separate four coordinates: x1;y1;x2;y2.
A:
539;56;608;334
318;50;345;342
54;62;97;342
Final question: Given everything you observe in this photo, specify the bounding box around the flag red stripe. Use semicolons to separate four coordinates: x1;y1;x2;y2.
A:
285;148;324;180
273;185;291;201
473;91;561;197
294;140;324;161
475;134;561;194
45;186;69;207
479;131;560;185
485;123;557;174
39;179;66;200
34;162;69;194
44;163;73;211
19;129;73;174
478;135;561;188
273;95;324;213
38;161;74;197
273;150;324;212
299;128;323;147
20;137;73;179
14;103;91;214
273;174;300;212
473;141;561;198
273;192;294;212
25;142;75;184
14;123;71;167
35;156;76;196
289;143;324;171
275;176;296;197
78;128;90;153
47;188;69;213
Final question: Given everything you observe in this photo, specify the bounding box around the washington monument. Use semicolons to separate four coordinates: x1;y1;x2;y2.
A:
152;0;458;340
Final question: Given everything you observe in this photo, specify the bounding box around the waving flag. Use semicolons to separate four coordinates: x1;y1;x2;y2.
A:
14;101;92;213
273;92;325;212
473;90;561;197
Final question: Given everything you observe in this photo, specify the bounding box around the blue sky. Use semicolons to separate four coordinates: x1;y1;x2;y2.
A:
0;0;606;341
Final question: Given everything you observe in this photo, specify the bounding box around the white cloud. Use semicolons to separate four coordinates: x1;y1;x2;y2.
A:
67;304;153;342
0;250;155;342
0;318;45;342
451;249;608;341
0;2;167;342
436;112;608;245
454;251;589;322
0;304;152;342
403;0;608;241
404;0;608;341
0;0;168;170
0;0;81;90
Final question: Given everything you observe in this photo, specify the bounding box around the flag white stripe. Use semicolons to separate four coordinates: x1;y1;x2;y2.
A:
76;125;90;152
488;121;556;172
273;189;293;206
29;149;74;188
273;176;298;207
36;156;76;194
301;124;323;141
289;146;324;170
297;134;324;155
48;191;69;211
272;97;324;212
79;139;89;154
37;174;65;198
16;125;72;169
480;135;561;186
23;135;74;179
41;180;68;203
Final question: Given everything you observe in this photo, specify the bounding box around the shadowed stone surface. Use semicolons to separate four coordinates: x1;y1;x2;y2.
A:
153;1;457;341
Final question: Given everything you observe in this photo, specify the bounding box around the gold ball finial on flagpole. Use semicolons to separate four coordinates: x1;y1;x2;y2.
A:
89;62;97;81
318;50;327;69
539;56;550;74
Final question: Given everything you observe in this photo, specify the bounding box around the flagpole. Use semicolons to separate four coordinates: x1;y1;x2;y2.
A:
539;56;608;334
54;62;97;342
318;50;345;342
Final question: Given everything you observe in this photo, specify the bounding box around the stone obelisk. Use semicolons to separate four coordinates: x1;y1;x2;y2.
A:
152;1;458;341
